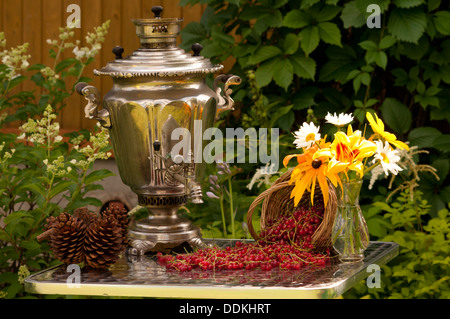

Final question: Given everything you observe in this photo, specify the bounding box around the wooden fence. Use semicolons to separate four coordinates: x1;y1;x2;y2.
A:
1;0;206;131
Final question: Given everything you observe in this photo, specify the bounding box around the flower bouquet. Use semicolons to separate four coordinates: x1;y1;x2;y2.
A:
283;112;409;262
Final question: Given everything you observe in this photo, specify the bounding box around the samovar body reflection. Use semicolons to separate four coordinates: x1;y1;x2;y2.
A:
76;6;241;254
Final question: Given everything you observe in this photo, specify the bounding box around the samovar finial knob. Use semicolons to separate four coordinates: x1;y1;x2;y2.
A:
112;46;124;60
152;6;163;18
191;43;203;57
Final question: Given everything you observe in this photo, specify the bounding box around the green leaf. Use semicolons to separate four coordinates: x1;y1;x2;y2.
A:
433;11;450;36
200;41;225;58
55;58;77;74
254;58;277;87
49;181;76;200
180;22;207;49
428;0;441;12
210;25;235;45
254;11;283;35
6;76;27;91
359;40;377;51
340;0;366;28
269;104;294;128
20;240;41;250
290;54;316;80
318;46;358;82
299;26;320;56
291;87;319;110
380;98;411;134
433;134;450;152
300;0;320;9
375;51;388;69
317;22;342;47
272;59;293;91
393;0;425;8
387;8;427;43
283;33;299;55
84;169;115;185
283;9;311;28
312;5;342;22
379;35;397;49
247;46;282;65
408;127;442;148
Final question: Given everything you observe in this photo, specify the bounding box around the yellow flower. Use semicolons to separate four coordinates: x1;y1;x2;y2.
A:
366;112;409;151
286;148;344;208
315;125;377;178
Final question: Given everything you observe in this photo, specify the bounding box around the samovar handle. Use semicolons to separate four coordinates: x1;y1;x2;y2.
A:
213;74;242;112
75;82;112;129
190;43;241;112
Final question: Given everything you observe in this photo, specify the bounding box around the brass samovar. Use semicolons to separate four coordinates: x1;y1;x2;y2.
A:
76;6;241;254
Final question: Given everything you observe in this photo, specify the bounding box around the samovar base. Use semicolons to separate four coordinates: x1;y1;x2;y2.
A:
127;207;207;255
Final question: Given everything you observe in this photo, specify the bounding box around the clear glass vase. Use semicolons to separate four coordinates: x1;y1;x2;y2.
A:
331;180;370;263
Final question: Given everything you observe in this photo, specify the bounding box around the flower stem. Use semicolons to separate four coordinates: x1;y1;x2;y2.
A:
228;178;235;239
219;195;227;237
363;161;380;175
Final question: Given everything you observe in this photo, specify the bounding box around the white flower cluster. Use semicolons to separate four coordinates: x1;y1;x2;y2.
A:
46;26;76;50
72;20;110;62
43;156;72;177
17;265;30;285
40;66;60;85
19;105;63;145
246;163;277;190
0;32;31;80
70;124;112;171
0;141;15;163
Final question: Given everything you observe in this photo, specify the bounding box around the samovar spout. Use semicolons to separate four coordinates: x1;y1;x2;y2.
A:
75;82;111;129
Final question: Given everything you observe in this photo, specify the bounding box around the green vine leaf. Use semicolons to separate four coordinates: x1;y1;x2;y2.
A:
273;58;294;91
393;0;425;8
380;98;412;134
433;11;450;36
247;46;282;65
299;26;320;56
290;54;316;80
387;8;427;43
282;9;311;28
317;22;342;47
340;1;366;28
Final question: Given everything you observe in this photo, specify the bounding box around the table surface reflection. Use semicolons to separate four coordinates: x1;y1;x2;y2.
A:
24;239;398;299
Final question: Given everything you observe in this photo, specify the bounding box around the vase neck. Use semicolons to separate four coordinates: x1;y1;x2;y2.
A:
338;181;363;205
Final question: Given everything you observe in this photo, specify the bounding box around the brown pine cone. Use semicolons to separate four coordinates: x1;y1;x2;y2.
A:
84;215;124;269
73;207;97;227
101;202;129;247
47;212;87;265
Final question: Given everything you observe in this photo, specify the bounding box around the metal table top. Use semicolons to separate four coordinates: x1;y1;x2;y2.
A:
24;239;398;299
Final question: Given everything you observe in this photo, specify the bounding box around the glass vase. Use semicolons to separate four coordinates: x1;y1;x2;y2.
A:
331;180;369;263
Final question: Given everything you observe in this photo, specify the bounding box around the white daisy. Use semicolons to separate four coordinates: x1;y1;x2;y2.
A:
325;112;354;127
293;122;321;149
373;140;403;176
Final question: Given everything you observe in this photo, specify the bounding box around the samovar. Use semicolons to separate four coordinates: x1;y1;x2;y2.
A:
75;6;241;254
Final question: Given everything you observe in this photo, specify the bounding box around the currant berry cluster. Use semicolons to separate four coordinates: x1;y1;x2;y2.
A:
157;241;330;272
157;205;330;272
259;205;324;250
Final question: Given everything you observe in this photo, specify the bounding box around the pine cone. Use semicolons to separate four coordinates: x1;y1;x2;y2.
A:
47;213;87;265
84;216;124;269
73;207;97;227
101;202;129;247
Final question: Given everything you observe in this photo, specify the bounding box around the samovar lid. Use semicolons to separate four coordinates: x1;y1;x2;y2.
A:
94;6;223;79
